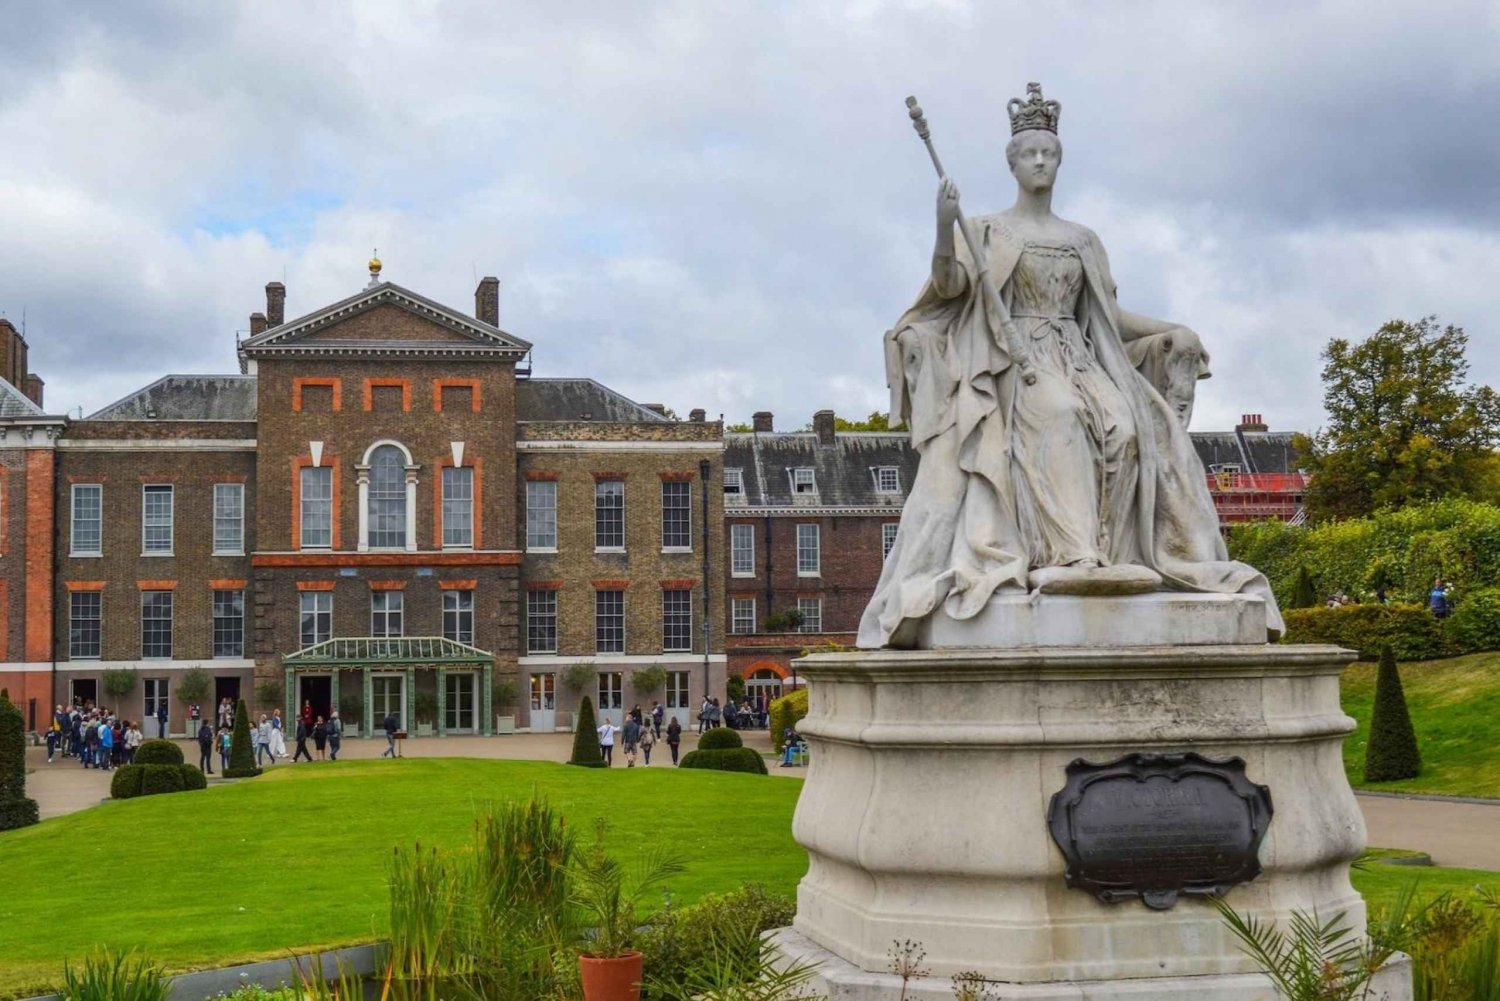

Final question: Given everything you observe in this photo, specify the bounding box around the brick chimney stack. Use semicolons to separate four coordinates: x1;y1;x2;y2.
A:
249;312;267;337
752;411;774;433
1237;413;1268;433
813;409;836;445
475;276;500;326
689;408;706;423
24;373;43;408
265;282;285;327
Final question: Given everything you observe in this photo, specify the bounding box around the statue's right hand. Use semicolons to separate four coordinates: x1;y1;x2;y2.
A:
936;177;960;227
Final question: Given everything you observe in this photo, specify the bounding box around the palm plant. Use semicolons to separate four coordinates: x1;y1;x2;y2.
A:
572;818;686;958
646;918;824;1000
1213;899;1400;1001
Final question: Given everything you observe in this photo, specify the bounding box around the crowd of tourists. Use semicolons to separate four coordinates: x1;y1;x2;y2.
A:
44;704;144;770
695;695;771;731
596;701;682;767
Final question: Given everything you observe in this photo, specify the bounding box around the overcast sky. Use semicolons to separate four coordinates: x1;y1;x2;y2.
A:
3;0;1498;433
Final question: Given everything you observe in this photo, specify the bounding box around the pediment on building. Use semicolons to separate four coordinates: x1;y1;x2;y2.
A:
239;283;531;360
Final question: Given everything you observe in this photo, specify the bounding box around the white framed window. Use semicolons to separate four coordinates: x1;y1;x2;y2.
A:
443;589;475;644
526;480;558;550
368;445;408;549
213;483;245;555
442;467;474;548
882;522;900;560
790;468;817;496
796;596;823;633
872;467;902;494
71;484;103;556
69;591;101;659
661;481;691;550
597;671;623;710
595;589;625;653
662;588;692;652
142;484;173;554
731;597;756;634
595;480;625;551
300;467;333;549
796;523;820;576
730;523;755;576
371;591;404;638
527;589;558;654
141;590;173;658
300;592;332;648
212;589;245;658
723;467;745;504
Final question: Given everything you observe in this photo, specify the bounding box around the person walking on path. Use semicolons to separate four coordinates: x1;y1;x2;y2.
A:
97;718;115;772
639;722;655;766
271;708;287;758
622;716;641;768
313;716;328;760
382;711;399;758
666;717;682;766
125;722;142;764
156;702;169;739
650;701;664;739
256;715;275;766
708;698;722;730
197;722;214;775
698;697;711;734
597;716;618;767
45;714;61;763
328;709;343;761
292;717;313;763
218;726;233;771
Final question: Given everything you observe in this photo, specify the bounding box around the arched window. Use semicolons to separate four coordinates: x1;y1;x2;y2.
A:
368;445;407;548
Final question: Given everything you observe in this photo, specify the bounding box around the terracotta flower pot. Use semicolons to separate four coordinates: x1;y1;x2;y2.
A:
578;950;644;1001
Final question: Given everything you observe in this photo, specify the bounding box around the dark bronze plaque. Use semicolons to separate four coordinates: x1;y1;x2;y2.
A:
1046;752;1272;910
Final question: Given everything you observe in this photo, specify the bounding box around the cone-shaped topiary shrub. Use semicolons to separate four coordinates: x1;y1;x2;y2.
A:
568;696;606;768
679;747;768;774
223;698;261;778
1364;644;1422;782
698;726;743;750
0;688;39;830
134;739;183;766
1291;565;1318;610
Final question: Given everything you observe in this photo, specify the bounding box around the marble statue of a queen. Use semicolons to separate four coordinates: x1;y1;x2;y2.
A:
858;84;1284;648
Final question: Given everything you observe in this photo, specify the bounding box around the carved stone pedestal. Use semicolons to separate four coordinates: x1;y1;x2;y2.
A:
772;595;1412;999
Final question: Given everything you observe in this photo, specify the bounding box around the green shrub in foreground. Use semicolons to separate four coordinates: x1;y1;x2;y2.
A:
769;688;809;752
60;948;168;1001
697;726;743;750
1364;645;1422;783
114;763;201;800
180;764;207;791
678;747;768;775
133;739;183;766
111;767;145;800
638;882;795;1001
1282;603;1448;661
0;688;38;831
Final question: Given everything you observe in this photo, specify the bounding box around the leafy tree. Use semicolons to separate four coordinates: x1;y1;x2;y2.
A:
1363;645;1421;782
0;689;39;830
224;698;261;778
792;411;908;433
1295;317;1500;521
1290;565;1318;610
568;696;605;768
725;422;753;433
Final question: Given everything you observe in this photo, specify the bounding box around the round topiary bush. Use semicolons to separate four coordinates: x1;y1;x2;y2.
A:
698;727;743;750
134;739;184;766
678;747;768;775
140;764;187;796
179;764;207;790
110;766;145;800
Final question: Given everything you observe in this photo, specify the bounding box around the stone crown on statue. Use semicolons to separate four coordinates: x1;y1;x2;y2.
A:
1007;81;1061;134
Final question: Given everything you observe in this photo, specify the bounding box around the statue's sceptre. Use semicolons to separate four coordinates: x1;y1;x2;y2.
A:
906;96;1035;385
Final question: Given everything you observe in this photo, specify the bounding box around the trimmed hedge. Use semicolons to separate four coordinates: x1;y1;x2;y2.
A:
1364;645;1422;782
678;746;768;775
698;727;743;750
180;764;207;790
568;696;605;768
0;688;38;831
110;766;144;799
141;764;186;796
769;688;809;752
1442;585;1500;654
112;762;202;800
1282;603;1448;661
223;698;262;778
134;739;184;766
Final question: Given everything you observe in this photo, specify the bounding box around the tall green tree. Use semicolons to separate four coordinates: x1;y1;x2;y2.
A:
1295;317;1500;521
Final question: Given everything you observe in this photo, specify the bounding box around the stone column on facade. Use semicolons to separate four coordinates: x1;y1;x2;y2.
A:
406;667;416;735
330;670;341;729
355;467;370;552
436;666;447;737
403;468;419;552
283;666;295;735
362;667;374;739
482;663;493;737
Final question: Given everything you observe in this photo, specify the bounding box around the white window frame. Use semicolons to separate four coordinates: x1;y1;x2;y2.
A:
300;591;332;648
730;523;755;577
526;480;558;551
882;522;900;560
595;588;625;654
141;590;173;658
443;588;475;644
141;484;174;555
872;466;902;494
442;466;475;549
723;467;745;504
731;596;757;635
797;596;823;633
69;590;102;659
212;589;245;658
790;467;817;496
662;588;693;653
364;442;412;551
796;523;821;577
300;466;333;550
595;480;625;552
661;480;692;552
71;484;103;557
213;483;245;555
526;588;559;654
371;591;404;638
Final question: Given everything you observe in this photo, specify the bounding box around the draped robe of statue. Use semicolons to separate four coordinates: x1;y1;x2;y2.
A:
857;213;1284;648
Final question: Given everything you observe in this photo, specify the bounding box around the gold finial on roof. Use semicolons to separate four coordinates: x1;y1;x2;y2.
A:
367;249;382;288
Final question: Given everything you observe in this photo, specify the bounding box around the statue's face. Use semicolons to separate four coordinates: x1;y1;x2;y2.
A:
1008;131;1061;194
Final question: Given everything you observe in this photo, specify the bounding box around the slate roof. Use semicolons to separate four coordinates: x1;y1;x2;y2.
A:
87;375;258;421
515;378;670;423
0;377;45;419
1189;431;1301;475
724;432;919;509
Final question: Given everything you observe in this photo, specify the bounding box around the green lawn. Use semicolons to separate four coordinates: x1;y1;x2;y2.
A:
1341;651;1500;797
0;759;805;999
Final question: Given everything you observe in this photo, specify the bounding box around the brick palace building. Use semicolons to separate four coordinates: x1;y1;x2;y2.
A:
0;261;726;736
